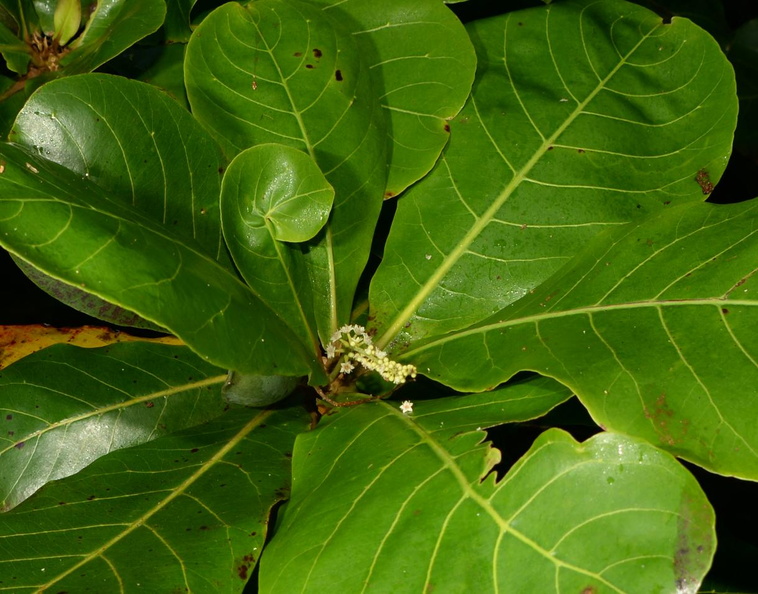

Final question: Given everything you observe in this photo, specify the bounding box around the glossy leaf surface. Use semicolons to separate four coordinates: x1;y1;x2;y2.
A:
0;406;309;591
185;0;387;341
8;73;230;327
0;342;226;511
261;401;714;592
307;0;477;195
221;144;334;353
370;0;738;349
406;200;758;478
0;142;315;377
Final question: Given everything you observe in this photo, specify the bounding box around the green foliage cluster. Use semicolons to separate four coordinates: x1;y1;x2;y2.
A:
0;0;755;591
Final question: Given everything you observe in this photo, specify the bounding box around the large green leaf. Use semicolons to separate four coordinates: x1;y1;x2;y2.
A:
369;0;738;350
261;401;714;591
185;0;387;342
8;73;229;327
0;342;227;511
307;0;477;196
221;144;334;354
405;199;758;478
0;405;309;591
0;142;316;377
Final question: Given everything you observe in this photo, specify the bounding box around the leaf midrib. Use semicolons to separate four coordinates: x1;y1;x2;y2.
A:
375;15;660;351
403;297;755;359
384;404;624;592
36;408;274;591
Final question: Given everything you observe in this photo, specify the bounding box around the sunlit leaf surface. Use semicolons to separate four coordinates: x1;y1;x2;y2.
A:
0;406;310;591
370;0;737;349
406;200;758;478
261;401;714;592
0;342;226;510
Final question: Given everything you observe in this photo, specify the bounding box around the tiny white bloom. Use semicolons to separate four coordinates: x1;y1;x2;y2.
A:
325;344;336;359
340;361;355;374
400;400;413;414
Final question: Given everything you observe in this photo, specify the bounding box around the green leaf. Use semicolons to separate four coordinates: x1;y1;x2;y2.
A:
306;0;476;196
408;374;574;435
0;342;227;511
0;405;309;591
8;73;227;329
10;74;228;262
53;0;81;46
164;0;196;42
221;144;334;353
405;199;758;478
0;21;30;73
185;0;387;342
0;142;316;377
261;402;714;591
61;0;166;73
369;0;738;351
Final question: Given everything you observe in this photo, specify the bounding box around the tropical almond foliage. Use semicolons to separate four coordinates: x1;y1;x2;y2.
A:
0;0;754;591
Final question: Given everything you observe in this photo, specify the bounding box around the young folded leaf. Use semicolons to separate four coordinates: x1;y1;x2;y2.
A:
221;143;334;358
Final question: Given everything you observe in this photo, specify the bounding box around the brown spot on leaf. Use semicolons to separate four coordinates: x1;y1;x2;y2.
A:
695;169;714;195
581;587;597;594
313;48;322;58
577;148;585;154
335;69;343;81
145;401;154;408
305;64;314;69
5;414;11;421
14;441;24;449
190;448;199;453
293;51;302;57
444;123;450;132
722;308;729;314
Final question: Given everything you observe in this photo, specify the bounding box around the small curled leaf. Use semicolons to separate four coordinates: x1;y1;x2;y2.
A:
223;144;335;244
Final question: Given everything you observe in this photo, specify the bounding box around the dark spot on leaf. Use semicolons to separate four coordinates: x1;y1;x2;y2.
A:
577;148;585;154
14;441;24;449
145;401;154;408
444;123;450;133
547;146;553;151
294;51;302;57
722;308;729;314
58;501;66;505
250;531;257;536
275;487;290;499
384;191;395;199
7;431;14;436
284;451;292;458
218;166;225;174
305;64;314;69
5;414;11;420
313;48;322;58
695;169;713;195
663;200;671;205
190;448;199;453
259;424;267;429
199;525;209;531
581;588;597;594
335;69;343;81
517;22;524;26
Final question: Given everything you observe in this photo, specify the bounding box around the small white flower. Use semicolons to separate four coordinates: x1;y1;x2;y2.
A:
340;361;355;374
400;401;413;414
325;344;336;359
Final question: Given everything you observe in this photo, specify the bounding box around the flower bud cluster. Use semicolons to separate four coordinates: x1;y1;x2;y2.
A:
327;324;417;385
